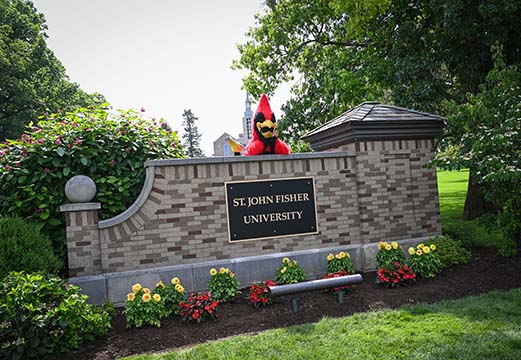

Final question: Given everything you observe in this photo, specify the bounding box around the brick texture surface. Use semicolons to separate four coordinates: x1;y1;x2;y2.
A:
64;140;441;276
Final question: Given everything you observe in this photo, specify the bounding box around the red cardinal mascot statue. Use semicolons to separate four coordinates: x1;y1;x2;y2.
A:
243;94;291;156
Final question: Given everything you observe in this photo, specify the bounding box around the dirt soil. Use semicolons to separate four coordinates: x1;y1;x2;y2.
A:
54;248;521;360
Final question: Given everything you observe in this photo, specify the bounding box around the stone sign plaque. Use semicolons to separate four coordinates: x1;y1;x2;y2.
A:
225;177;318;242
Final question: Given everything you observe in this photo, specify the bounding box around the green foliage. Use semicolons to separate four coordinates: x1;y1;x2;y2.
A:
436;50;521;249
0;105;184;260
0;272;111;359
208;267;240;303
126;289;521;360
124;283;166;328
0;0;106;140
154;278;185;316
275;257;306;284
181;109;203;158
375;241;406;268
407;244;443;278
424;236;471;269
0;216;61;279
326;251;354;274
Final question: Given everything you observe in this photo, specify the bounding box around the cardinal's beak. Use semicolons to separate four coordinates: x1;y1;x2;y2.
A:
257;119;276;139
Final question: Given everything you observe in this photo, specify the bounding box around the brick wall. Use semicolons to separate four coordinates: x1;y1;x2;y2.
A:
63;141;441;278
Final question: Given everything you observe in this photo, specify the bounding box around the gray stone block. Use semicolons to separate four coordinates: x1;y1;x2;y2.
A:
234;254;281;285
69;275;106;304
157;264;194;292
106;271;162;305
192;259;237;292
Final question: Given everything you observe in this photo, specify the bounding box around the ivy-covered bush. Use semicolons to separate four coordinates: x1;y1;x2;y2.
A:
0;105;184;259
0;216;61;280
0;272;111;359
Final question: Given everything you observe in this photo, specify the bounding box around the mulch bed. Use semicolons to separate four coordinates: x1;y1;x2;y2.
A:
54;247;521;360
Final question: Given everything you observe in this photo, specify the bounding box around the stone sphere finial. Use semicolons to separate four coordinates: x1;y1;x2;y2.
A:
65;175;97;203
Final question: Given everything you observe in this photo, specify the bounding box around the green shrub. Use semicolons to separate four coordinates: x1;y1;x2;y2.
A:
407;244;443;278
424;236;471;269
443;216;514;256
124;283;166;328
0;105;185;261
326;251;355;274
0;216;61;280
376;241;406;268
208;267;240;302
275;257;306;284
0;272;111;359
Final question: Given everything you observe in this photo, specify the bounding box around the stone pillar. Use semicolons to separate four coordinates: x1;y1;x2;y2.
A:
60;175;102;277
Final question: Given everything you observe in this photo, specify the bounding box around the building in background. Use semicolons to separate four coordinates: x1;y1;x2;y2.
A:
213;92;253;156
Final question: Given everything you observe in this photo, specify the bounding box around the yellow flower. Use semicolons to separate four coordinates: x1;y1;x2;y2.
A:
385;244;392;251
327;253;334;261
430;244;436;251
230;272;235;278
339;252;346;259
127;293;135;301
153;293;161;302
423;246;430;254
143;287;151;294
142;293;152;302
416;243;424;249
281;267;287;274
175;284;184;293
293;260;298;265
171;277;180;285
377;241;384;250
346;252;350;258
220;267;226;274
391;242;398;249
210;268;217;276
282;257;290;264
132;283;142;293
408;247;415;255
156;280;165;289
335;253;341;259
416;249;423;256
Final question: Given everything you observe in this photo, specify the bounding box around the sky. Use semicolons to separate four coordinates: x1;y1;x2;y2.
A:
32;0;290;156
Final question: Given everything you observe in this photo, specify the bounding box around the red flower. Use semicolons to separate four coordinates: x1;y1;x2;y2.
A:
192;312;199;320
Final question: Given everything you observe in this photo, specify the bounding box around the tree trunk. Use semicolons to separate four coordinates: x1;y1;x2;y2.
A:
463;168;497;220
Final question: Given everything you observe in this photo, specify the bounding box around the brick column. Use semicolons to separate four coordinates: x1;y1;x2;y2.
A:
60;203;101;277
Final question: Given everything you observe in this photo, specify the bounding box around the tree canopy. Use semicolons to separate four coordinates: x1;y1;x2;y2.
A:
0;0;105;141
233;0;521;144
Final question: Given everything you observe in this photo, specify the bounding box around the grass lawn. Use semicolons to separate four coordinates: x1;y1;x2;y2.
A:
437;169;469;223
125;288;521;360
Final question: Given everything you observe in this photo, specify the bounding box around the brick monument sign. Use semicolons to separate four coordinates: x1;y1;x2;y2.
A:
61;102;444;303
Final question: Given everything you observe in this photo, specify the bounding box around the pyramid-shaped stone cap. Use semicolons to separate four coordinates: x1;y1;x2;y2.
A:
302;102;445;151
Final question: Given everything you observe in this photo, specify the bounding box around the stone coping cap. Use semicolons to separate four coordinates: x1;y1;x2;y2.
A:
60;202;101;212
302;102;445;151
144;151;355;167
